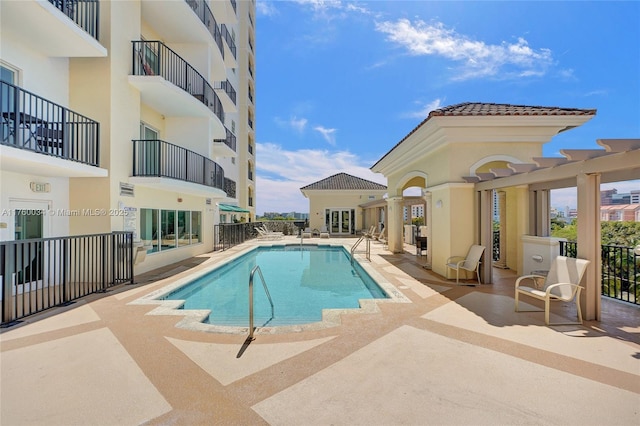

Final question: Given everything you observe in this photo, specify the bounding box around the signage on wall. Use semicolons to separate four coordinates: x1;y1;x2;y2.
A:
30;182;50;193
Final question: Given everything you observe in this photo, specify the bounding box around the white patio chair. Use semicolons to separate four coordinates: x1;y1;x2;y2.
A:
446;245;485;285
302;227;312;238
319;226;330;238
515;255;590;325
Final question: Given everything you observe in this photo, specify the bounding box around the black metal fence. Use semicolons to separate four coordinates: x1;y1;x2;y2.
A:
214;128;237;152
1;81;100;166
131;40;225;124
49;0;100;40
132;139;226;192
560;241;639;305
184;0;224;57
1;232;133;325
213;223;255;251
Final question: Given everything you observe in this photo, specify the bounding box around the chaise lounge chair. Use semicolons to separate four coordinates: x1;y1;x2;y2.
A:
302;227;312;238
515;255;590;325
319;226;330;238
446;245;485;285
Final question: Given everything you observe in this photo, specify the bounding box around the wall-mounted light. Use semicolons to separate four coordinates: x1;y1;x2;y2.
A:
177;198;183;203
435;200;443;208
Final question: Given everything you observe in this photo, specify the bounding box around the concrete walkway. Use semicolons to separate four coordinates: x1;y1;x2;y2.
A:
1;237;639;425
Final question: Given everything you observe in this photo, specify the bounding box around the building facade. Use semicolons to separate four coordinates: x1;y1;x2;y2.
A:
0;0;255;274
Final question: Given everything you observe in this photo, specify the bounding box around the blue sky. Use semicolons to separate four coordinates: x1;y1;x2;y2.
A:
254;0;640;215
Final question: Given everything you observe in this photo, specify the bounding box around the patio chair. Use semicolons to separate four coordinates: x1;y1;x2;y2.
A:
515;255;590;325
256;226;283;240
446;245;485;285
319;226;330;238
302;227;312;238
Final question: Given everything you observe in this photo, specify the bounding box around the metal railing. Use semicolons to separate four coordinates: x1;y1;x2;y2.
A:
1;81;100;167
132;139;225;191
248;265;274;339
131;40;225;124
350;234;371;264
214;79;237;105
560;241;639;305
48;0;100;40
213;128;236;152
213;223;254;251
1;232;133;325
184;0;224;57
221;24;237;60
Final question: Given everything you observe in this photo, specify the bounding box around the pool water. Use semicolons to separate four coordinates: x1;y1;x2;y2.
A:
164;245;388;326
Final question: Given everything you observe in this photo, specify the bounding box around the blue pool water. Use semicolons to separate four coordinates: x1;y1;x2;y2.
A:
164;245;388;326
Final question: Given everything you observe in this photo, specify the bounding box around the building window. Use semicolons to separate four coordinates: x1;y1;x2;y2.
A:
140;208;202;253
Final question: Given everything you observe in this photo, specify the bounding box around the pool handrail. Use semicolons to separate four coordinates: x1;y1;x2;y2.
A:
350;234;371;264
248;265;274;340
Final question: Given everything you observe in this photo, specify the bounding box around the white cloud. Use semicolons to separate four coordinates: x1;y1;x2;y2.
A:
275;116;308;133
313;126;337;145
375;19;553;80
256;0;278;16
404;98;444;119
255;143;385;214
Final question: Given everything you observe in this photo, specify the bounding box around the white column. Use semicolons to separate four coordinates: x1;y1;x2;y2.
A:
424;191;432;268
386;196;404;253
577;173;601;321
479;189;493;284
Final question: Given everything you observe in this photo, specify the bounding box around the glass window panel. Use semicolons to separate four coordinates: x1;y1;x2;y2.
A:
161;210;176;249
191;211;201;243
140;208;158;253
177;210;189;246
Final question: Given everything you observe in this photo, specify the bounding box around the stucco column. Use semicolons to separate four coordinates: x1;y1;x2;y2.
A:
577;173;601;321
495;190;508;268
386;196;404;253
479;189;493;284
424;191;432;268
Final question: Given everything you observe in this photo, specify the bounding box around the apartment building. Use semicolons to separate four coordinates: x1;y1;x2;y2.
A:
0;0;255;274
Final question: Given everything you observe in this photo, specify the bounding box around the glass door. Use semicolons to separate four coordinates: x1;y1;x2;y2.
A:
12;200;48;284
329;209;352;235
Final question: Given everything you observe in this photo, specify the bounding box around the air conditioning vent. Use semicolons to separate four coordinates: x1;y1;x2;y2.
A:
120;182;135;197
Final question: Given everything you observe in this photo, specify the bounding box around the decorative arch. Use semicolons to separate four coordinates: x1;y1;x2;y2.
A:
469;155;523;176
395;170;428;193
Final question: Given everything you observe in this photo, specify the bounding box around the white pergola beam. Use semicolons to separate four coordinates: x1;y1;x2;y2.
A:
560;149;609;161
597;138;640;152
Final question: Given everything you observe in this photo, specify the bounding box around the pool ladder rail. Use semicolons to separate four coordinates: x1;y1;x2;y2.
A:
350;234;371;264
248;265;275;340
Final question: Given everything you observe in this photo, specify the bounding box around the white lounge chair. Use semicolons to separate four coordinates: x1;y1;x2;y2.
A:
319;226;330;238
515;255;590;325
302;227;312;238
446;245;485;285
256;226;283;240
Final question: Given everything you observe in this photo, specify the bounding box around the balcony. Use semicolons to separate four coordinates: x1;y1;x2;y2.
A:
224;177;236;199
0;81;106;178
209;0;238;24
213;128;237;158
1;0;106;57
129;41;225;139
213;79;237;112
220;24;237;67
132;139;226;197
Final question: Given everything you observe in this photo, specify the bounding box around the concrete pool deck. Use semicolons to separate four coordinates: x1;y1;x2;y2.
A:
1;236;639;425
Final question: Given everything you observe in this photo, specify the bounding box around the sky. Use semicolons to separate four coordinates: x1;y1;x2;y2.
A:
253;0;640;215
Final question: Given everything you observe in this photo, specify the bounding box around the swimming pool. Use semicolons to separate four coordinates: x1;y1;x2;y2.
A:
162;245;388;327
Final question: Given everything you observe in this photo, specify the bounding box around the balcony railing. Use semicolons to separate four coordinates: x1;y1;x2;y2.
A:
184;0;224;58
1;232;133;325
132;40;224;124
248;143;253;154
230;0;237;14
0;81;100;167
214;128;236;152
221;24;237;60
132;139;225;191
48;0;100;40
224;177;236;198
560;241;639;305
214;79;237;105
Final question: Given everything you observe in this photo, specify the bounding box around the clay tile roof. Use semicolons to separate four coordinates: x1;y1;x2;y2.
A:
300;173;387;191
372;102;597;169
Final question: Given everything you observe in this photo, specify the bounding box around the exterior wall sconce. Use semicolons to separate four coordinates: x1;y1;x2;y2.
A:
435;200;443;208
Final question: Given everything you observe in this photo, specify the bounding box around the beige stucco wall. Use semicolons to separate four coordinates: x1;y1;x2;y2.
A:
305;190;386;232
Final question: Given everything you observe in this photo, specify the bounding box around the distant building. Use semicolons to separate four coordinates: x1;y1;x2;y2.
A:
601;205;640;222
601;188;639;206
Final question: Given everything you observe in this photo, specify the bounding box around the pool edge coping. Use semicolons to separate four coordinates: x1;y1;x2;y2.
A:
129;242;412;335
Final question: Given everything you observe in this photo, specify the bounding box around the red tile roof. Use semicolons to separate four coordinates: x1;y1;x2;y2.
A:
372;102;597;169
300;173;387;191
